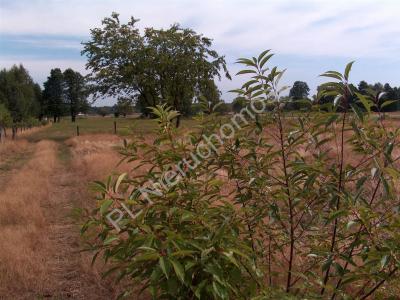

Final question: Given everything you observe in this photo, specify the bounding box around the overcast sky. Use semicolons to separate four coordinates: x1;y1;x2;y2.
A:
1;0;400;105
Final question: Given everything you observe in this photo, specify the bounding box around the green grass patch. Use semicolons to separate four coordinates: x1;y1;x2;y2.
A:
58;142;72;164
26;116;199;143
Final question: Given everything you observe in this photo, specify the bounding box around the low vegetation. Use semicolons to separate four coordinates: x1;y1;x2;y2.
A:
82;51;400;299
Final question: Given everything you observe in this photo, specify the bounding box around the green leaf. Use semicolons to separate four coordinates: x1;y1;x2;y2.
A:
327;209;347;224
333;262;345;276
114;172;127;192
322;257;333;272
222;251;240;268
355;92;372;113
169;259;185;283
104;235;118;245
100;199;113;215
171;250;196;258
259;53;274;69
350;103;364;122
180;211;194;222
344;61;355;80
356;176;368;191
194;279;208;299
228;88;244;94
257;49;271;62
236;58;257;67
236;69;257;75
212;281;228;299
135;252;160;262
320;71;343;81
159;256;170;279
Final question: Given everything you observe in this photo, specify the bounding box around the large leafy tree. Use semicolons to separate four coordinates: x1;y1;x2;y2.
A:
289;80;310;100
43;68;64;122
63;68;88;122
82;13;230;127
0;64;40;122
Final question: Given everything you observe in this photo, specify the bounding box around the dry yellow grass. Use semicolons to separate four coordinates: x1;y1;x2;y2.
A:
0;117;398;299
0;136;123;299
0;139;30;160
66;134;127;181
0;141;57;298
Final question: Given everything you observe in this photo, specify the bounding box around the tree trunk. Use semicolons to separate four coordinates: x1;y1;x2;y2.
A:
53;115;57;123
175;115;181;128
71;114;76;122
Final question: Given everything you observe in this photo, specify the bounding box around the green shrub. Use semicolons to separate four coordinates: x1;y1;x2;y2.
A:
81;106;260;299
82;51;400;299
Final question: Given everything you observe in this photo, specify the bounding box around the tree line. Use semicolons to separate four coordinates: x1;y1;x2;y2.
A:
0;65;89;136
231;79;400;113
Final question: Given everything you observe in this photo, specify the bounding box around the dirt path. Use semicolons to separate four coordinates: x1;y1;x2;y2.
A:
40;141;114;299
0;139;116;300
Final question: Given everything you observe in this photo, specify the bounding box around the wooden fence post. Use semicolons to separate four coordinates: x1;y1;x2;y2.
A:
77;125;80;136
114;121;117;134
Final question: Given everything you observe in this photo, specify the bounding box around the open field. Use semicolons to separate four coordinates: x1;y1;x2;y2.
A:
24;116;199;143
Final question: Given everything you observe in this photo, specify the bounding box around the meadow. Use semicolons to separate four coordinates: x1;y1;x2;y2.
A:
25;116;199;142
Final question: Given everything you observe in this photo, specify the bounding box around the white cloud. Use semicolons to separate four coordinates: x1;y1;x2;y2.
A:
1;0;400;102
1;0;400;58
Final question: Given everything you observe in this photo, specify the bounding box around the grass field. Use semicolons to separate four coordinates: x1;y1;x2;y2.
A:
25;116;199;143
8;112;400;144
